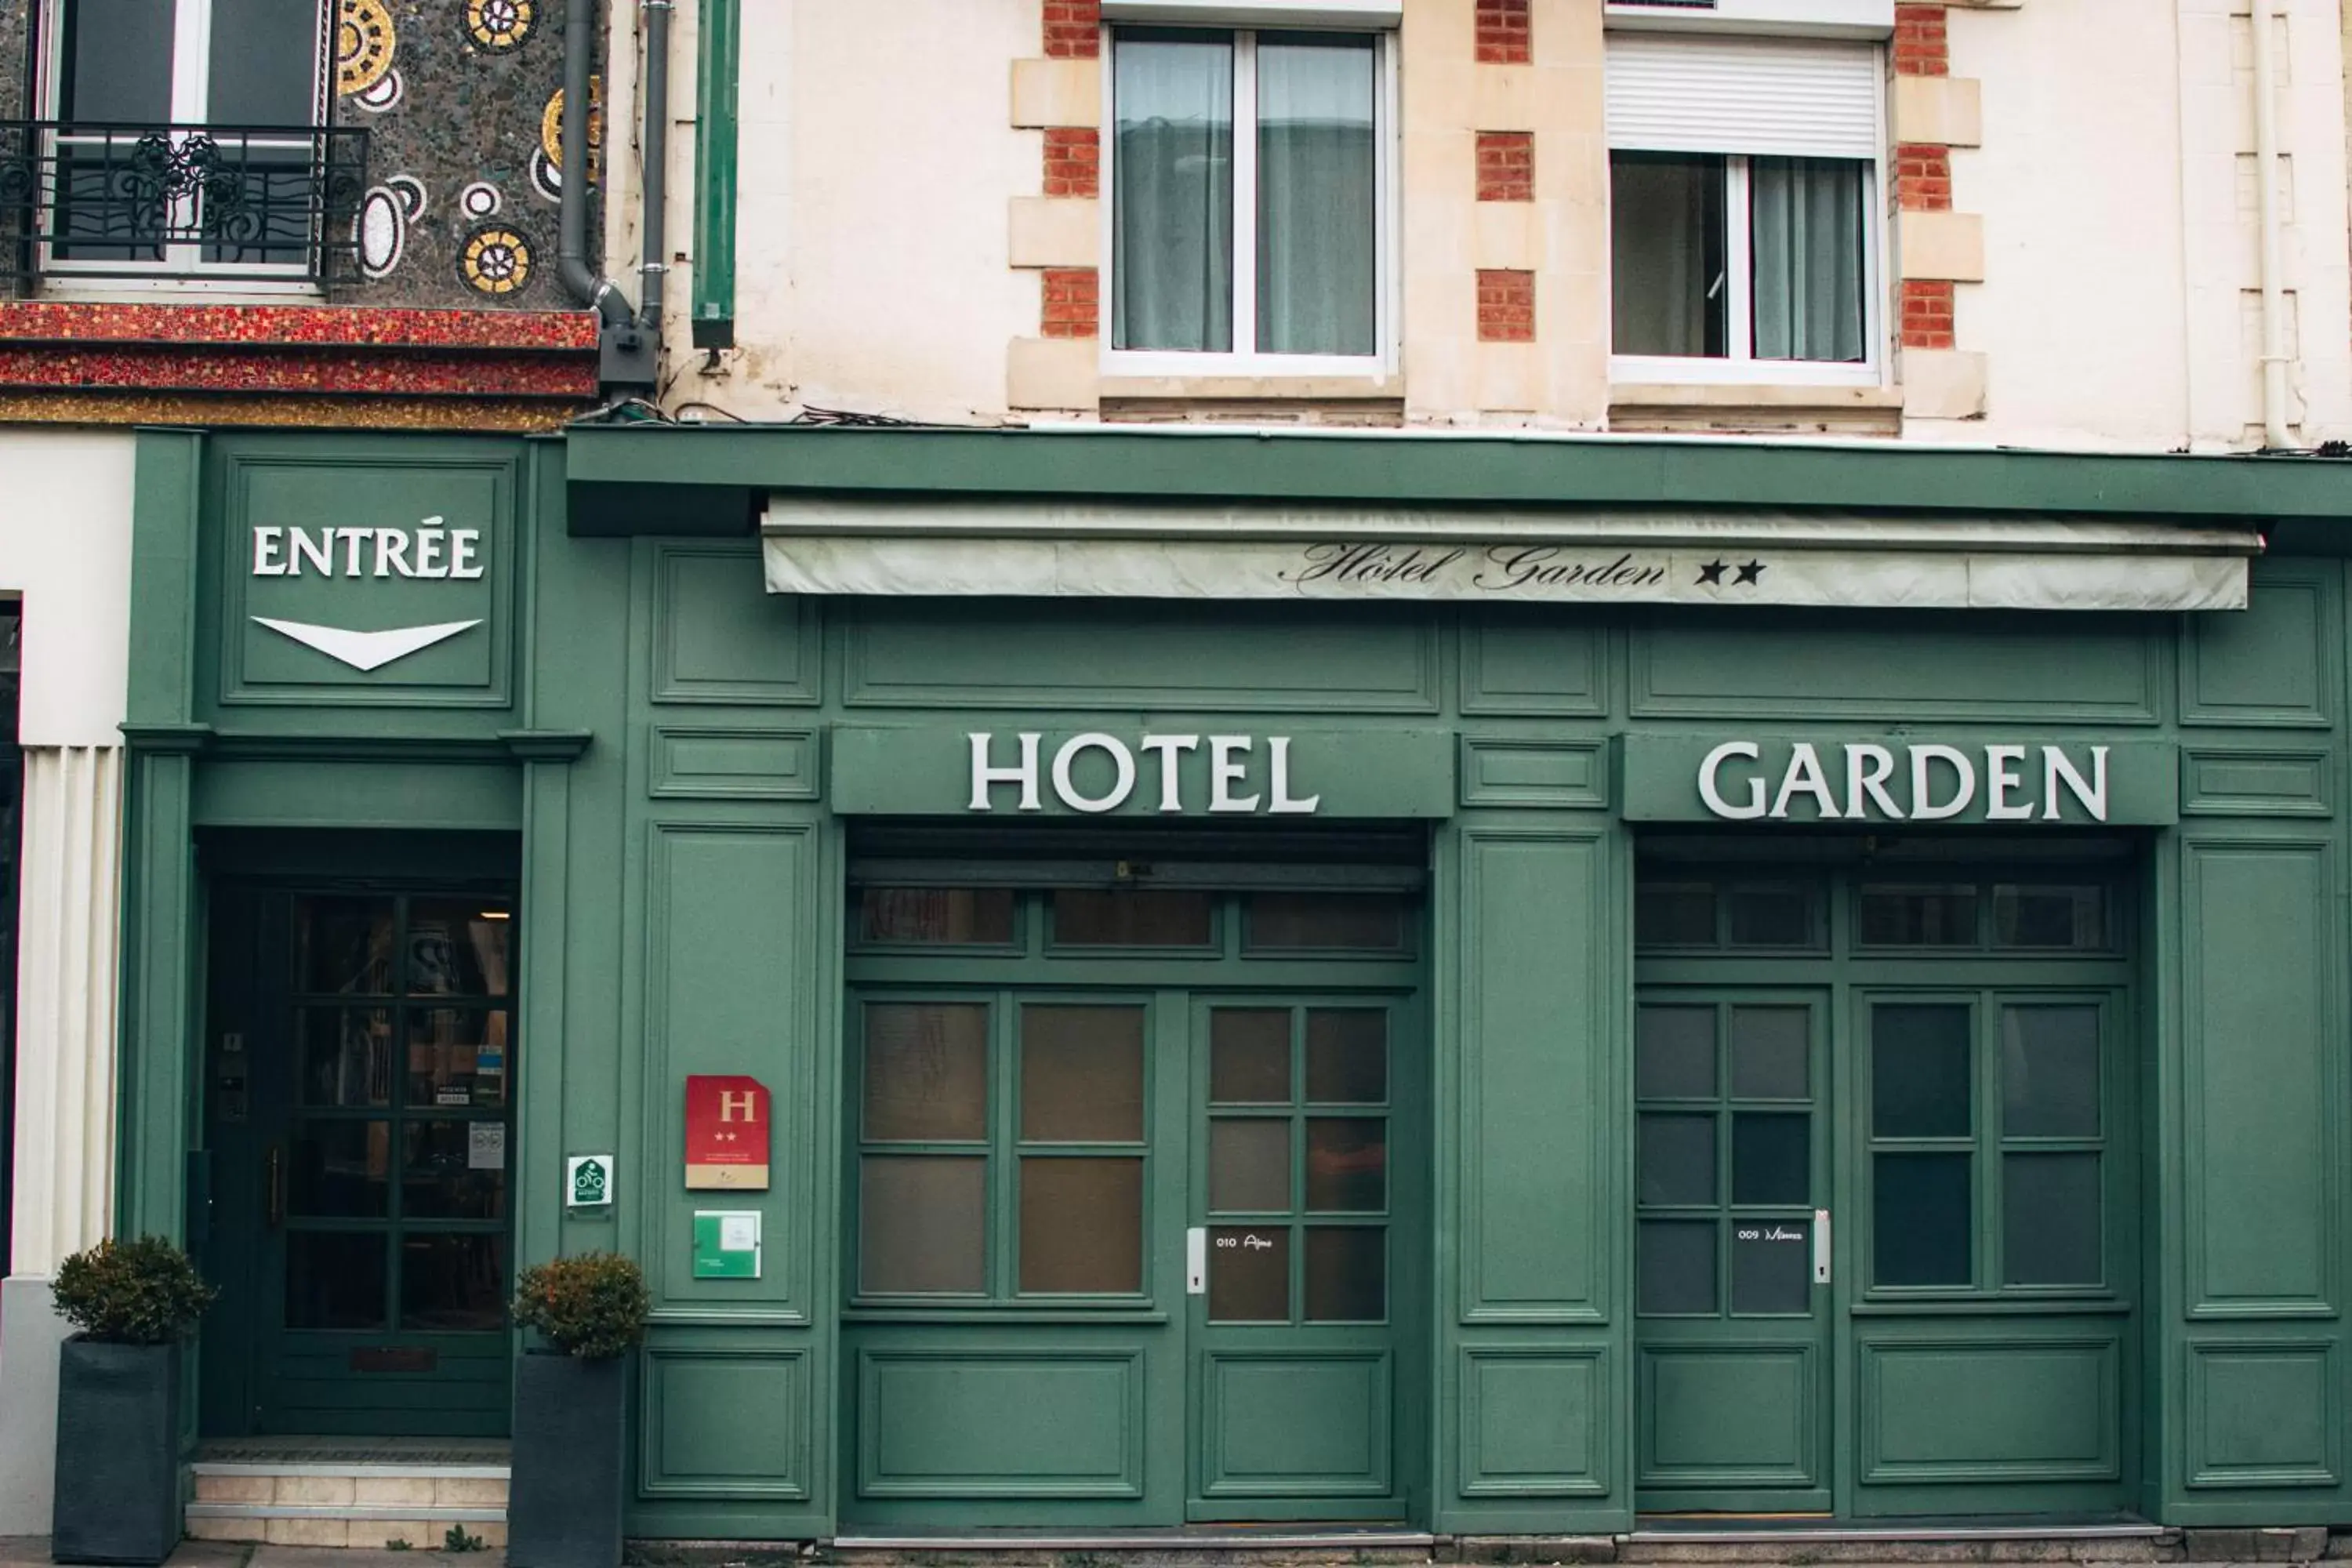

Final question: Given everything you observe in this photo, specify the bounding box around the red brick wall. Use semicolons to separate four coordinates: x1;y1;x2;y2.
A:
1044;0;1100;59
1475;132;1534;202
1895;143;1952;212
1040;267;1100;339
1475;0;1531;65
1044;128;1101;198
1893;3;1947;75
1900;279;1955;350
1477;269;1535;342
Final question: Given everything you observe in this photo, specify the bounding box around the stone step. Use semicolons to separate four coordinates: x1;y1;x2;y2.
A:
187;1452;510;1551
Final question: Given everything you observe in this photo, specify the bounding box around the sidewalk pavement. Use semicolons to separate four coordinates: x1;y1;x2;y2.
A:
0;1543;503;1568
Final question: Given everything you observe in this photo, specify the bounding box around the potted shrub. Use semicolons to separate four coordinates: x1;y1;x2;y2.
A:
508;1250;650;1568
49;1236;217;1566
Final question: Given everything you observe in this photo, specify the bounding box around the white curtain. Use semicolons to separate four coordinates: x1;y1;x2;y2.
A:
1112;32;1234;353
1750;156;1866;363
1255;34;1377;356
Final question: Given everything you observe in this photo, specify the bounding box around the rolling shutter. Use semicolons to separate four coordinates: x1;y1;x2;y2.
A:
1605;34;1881;158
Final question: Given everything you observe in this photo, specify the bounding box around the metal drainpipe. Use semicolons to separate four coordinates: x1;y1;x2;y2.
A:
560;0;651;387
638;0;672;339
2250;0;2292;450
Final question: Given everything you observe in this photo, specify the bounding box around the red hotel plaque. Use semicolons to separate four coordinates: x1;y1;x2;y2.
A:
685;1074;770;1190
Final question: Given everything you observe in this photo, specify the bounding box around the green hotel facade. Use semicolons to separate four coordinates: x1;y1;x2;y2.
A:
117;420;2352;1540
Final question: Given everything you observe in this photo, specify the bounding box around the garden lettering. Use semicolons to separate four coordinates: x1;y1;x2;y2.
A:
1697;741;2111;822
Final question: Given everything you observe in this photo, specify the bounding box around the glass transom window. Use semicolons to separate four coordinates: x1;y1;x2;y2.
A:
1109;26;1393;372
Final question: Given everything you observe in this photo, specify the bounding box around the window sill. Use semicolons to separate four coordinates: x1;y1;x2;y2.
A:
1098;372;1403;401
1610;381;1901;410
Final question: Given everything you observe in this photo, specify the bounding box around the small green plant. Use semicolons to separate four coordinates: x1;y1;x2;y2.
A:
50;1236;217;1345
512;1250;650;1359
442;1525;486;1553
384;1538;411;1552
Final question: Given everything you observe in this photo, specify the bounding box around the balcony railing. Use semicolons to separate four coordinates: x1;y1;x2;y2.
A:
0;122;367;285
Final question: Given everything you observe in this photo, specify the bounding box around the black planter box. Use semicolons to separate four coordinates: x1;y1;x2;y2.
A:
52;1339;181;1566
508;1350;627;1568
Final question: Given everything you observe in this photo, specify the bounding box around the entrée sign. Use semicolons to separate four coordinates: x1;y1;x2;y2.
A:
969;731;1320;815
1698;741;2111;823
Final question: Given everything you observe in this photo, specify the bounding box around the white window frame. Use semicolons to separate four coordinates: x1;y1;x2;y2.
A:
1100;23;1401;379
34;0;331;288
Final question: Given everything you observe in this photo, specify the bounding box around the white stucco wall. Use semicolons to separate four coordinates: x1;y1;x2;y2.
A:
0;430;134;745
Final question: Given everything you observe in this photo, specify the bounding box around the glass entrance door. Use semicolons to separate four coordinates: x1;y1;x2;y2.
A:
236;891;517;1436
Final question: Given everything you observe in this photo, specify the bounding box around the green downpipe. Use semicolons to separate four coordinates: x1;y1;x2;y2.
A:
691;0;740;350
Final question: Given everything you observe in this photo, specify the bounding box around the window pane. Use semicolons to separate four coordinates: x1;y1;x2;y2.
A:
2002;1005;2101;1138
1732;1113;1809;1207
1860;884;1979;946
208;0;319;123
1305;1118;1385;1212
1726;883;1814;947
1210;1118;1290;1212
290;1120;390;1218
1112;29;1235;352
1022;1005;1145;1142
1635;882;1716;946
1731;1220;1812;1314
1874;1152;1972;1287
1639;1113;1715;1207
1993;884;2106;949
860;1156;986;1294
1210;1225;1288;1320
1749;156;1866;363
1256;33;1377;356
1730;1007;1808;1100
1639;1219;1717;1314
1304;1226;1385;1320
408;1007;510;1110
299;1006;394;1108
1248;893;1404;950
1020;1156;1144;1294
863;1003;989;1142
296;896;394;994
62;0;172;120
400;1233;506;1331
1872;1003;1972;1138
1210;1008;1291;1103
407;901;513;997
1051;889;1213;946
1305;1009;1387;1103
402;1120;506;1221
2004;1152;2101;1287
1610;152;1728;358
859;888;1014;945
285;1232;387;1330
1636;1005;1716;1099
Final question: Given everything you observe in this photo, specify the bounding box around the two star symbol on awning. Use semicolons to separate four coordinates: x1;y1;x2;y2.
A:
1696;559;1768;586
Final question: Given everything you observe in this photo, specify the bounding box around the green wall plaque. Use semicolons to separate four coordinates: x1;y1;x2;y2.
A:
692;1211;762;1279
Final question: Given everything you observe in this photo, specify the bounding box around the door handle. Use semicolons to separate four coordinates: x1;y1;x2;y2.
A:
266;1145;285;1230
1813;1208;1831;1284
1186;1227;1207;1295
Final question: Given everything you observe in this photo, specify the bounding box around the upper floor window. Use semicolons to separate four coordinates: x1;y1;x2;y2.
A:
21;0;349;285
1109;26;1395;374
1605;33;1883;385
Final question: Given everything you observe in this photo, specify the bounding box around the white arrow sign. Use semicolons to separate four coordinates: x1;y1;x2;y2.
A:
252;616;481;672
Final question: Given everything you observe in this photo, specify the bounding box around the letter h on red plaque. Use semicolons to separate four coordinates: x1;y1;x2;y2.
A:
686;1074;771;1190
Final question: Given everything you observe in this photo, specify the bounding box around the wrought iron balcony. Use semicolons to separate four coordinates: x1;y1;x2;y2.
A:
0;122;367;285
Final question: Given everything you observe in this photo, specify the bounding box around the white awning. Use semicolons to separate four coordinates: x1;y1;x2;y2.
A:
760;496;2260;613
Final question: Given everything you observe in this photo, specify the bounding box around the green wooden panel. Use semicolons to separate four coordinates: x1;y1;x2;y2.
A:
1457;1346;1608;1497
641;1346;811;1499
2183;1341;2339;1488
2181;749;2332;818
650;726;819;800
650;541;819;706
1457;828;1614;1323
213;448;521;710
1459;617;1606;717
644;823;817;1319
2182;563;2335;728
191;760;521;830
831;725;1454;819
1639;1345;1816;1485
2180;839;2339;1315
1857;1336;2120;1483
856;1347;1145;1498
1458;738;1610;810
1631;617;2161;723
842;600;1441;713
1199;1351;1391;1497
